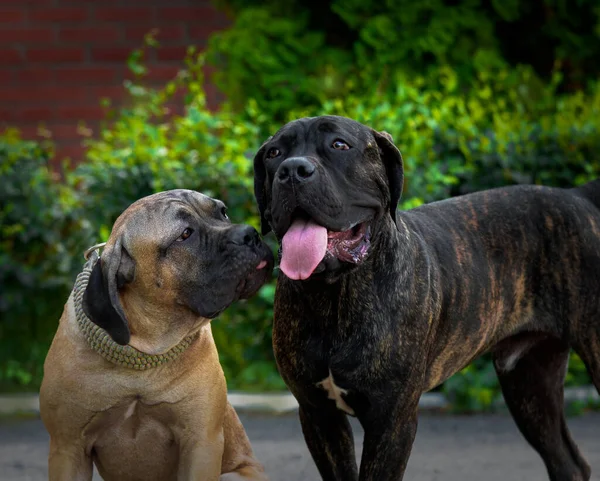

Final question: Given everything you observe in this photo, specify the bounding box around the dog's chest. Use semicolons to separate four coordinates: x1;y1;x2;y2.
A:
86;399;179;481
315;369;355;415
280;338;360;415
274;290;377;416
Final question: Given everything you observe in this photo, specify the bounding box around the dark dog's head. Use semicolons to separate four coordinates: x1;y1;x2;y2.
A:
253;115;403;281
82;189;274;347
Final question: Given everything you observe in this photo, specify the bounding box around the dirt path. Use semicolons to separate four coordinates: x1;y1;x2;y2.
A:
2;411;599;480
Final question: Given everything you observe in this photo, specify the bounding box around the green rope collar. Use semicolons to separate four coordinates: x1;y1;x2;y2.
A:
73;248;198;370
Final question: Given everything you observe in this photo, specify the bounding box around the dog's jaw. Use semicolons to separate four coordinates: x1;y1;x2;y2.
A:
278;213;374;281
326;221;372;264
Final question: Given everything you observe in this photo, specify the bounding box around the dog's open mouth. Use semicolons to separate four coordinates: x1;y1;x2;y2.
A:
280;215;371;280
327;222;371;263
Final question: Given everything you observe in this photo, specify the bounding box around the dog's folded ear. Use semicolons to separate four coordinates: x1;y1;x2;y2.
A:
373;130;404;226
253;136;273;236
82;237;135;345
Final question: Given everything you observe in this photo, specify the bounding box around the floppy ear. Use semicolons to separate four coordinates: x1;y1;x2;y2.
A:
82;237;135;345
253;136;273;235
373;130;404;225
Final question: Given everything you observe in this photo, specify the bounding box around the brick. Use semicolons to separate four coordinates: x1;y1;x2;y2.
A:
212;9;229;27
94;7;154;22
26;48;84;63
155;46;188;62
162;87;186;105
161;102;185;116
204;82;222;111
54;144;87;164
56;68;116;84
91;47;132;62
29;7;88;22
56;106;107;121
0;0;54;6
63;0;199;3
0;49;22;65
124;64;180;83
16;126;42;139
0;28;54;44
0;109;15;124
125;25;184;43
0;69;13;84
0;9;25;23
61;0;119;3
17;68;55;84
58;0;117;4
14;107;55;122
159;7;216;22
147;65;180;82
49;124;88;141
188;25;214;43
0;87;87;103
87;86;127;103
59;27;119;43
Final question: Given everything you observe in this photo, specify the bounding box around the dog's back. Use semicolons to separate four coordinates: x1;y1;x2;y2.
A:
573;178;600;211
401;180;600;389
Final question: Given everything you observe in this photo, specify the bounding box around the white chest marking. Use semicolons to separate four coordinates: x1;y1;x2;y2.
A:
316;370;355;415
123;400;137;420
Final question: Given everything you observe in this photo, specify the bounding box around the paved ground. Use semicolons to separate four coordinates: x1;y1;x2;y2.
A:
2;411;599;480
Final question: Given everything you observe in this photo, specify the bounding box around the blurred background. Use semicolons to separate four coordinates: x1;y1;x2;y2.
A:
1;0;600;413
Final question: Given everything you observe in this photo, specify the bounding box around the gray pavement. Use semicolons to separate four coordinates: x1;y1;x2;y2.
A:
1;411;599;480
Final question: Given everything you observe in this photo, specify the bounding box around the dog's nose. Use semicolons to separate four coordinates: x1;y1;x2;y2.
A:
229;225;260;247
276;157;316;184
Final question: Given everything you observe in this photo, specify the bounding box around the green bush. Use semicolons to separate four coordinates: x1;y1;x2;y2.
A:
443;358;501;413
207;8;349;119
0;131;94;390
209;0;600;120
304;66;600;207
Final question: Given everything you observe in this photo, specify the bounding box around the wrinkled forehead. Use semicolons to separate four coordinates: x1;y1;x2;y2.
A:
273;116;372;146
139;189;219;216
110;189;222;241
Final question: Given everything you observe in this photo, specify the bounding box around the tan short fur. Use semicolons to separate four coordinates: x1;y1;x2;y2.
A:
40;190;269;481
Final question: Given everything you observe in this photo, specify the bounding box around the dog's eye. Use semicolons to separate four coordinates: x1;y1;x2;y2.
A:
177;228;194;241
332;140;350;150
266;148;280;159
220;206;228;220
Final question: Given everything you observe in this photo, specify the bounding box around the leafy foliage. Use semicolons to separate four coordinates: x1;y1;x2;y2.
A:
208;9;349;117
208;0;600;120
443;358;501;413
0;131;93;390
280;65;600;209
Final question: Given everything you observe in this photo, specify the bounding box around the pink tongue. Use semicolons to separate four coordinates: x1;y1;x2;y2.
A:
281;218;328;280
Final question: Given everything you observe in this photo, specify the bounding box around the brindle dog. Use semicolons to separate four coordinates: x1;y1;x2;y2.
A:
252;115;600;481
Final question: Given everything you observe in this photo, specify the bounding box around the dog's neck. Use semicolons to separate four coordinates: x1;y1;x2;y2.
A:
73;258;201;370
121;291;209;355
276;213;432;335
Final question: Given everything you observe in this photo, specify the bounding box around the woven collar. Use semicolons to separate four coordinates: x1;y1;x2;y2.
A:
73;250;199;370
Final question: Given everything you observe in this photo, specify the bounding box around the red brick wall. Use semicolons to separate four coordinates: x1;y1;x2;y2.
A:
0;0;229;164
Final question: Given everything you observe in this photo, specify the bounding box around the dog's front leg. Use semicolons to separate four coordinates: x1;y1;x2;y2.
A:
47;440;93;481
357;394;420;481
220;403;268;480
299;403;359;481
178;437;224;481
